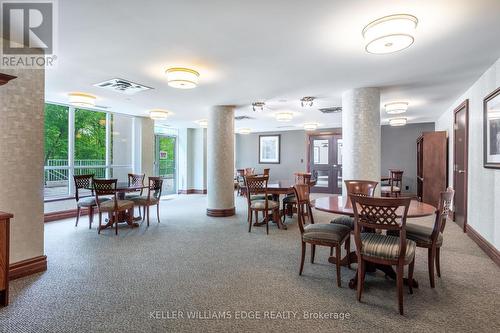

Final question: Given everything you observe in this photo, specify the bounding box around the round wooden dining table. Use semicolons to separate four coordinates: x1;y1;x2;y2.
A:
312;194;436;289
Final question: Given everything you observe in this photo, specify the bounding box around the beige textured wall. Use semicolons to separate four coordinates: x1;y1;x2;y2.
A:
141;117;155;178
0;68;45;263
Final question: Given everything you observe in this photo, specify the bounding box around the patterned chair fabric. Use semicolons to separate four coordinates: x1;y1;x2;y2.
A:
250;200;279;210
330;216;354;230
405;223;444;246
131;196;159;206
360;233;416;261
250;194;273;201
99;199;134;212
302;223;351;243
77;197;110;208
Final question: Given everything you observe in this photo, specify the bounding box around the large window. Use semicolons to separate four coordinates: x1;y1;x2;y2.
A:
44;103;135;200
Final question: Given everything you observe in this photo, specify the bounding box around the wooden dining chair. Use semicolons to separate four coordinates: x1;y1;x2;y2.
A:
131;177;163;226
350;194;415;315
381;170;403;197
244;175;279;235
93;179;134;235
294;184;351;287
405;187;454;288
282;173;312;223
236;169;245;196
125;173;145;199
74;174;110;229
245;167;255;176
263;168;270;176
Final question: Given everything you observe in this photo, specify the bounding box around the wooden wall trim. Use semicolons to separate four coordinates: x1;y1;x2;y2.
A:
44;208;88;222
9;255;47;280
466;225;500;267
178;189;207;195
206;207;235;217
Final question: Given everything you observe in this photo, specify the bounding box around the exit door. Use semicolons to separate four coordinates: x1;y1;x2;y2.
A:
155;135;176;195
308;135;342;194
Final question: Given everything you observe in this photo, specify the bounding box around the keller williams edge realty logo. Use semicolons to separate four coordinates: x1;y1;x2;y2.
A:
1;0;58;68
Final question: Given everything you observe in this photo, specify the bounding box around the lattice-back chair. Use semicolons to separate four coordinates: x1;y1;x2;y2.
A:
293;184;351;287
93;179;134;235
381;170;403;197
131;177;163;226
244;175;279;235
282;172;313;223
350;194;415;315
236;169;245;196
405;187;454;288
245;168;255;176
74;174;109;229
125;173;146;217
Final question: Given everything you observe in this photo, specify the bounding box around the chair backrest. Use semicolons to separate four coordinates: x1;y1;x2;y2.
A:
344;180;378;197
147;176;163;201
293;184;312;234
294;172;312;185
350;195;411;262
432;187;454;241
245;168;255;175
263;168;270;176
74;174;94;201
93;179;117;210
244;175;269;207
390;170;404;189
128;173;145;195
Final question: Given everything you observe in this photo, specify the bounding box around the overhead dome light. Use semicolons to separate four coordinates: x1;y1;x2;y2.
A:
165;67;200;89
238;128;252;135
385;101;408;114
389;117;407;126
195;119;208;128
362;14;418;54
303;122;319;131
149;109;171;120
275;112;294;122
68;92;96;107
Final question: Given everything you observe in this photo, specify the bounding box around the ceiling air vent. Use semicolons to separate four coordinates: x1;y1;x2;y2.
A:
318;107;342;114
94;78;153;95
235;116;254;121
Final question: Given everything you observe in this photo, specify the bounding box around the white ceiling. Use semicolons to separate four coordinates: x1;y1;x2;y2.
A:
45;0;500;131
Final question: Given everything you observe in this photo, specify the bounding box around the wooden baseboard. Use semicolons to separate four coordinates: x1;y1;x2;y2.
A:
207;207;235;217
466;225;500;267
9;255;47;280
178;189;207;195
44;208;88;222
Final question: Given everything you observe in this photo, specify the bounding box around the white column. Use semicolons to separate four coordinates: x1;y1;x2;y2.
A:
207;106;235;216
341;88;381;195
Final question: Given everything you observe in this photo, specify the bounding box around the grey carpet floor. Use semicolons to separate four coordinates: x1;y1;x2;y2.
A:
0;194;499;333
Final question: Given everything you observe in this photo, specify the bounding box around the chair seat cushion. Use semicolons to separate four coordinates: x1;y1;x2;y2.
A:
406;223;443;246
331;216;354;230
250;200;279;210
360;233;416;262
282;195;297;204
130;196;159;206
77;197;110;207
381;185;400;192
125;193;141;199
99;199;134;212
250;194;273;201
303;223;351;243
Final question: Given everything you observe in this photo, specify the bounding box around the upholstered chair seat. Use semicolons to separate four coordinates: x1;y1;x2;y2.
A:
131;195;159;206
125;193;141;200
282;195;297;204
98;199;134;212
302;223;351;243
331;216;355;230
77;196;110;208
405;223;444;247
360;233;416;262
250;194;273;201
381;185;400;192
250;200;279;210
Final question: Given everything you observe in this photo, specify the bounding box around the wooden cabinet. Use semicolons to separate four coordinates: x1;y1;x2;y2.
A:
416;131;448;207
0;211;11;306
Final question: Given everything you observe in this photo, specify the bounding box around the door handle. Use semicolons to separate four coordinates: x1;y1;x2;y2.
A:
458;170;465;174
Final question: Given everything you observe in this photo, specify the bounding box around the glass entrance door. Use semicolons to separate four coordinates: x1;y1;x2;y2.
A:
309;134;342;194
155;135;176;195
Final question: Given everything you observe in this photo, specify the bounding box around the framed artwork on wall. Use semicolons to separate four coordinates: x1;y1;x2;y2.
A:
259;135;280;164
484;87;500;168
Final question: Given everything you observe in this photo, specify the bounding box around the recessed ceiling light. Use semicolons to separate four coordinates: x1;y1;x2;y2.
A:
68;92;96;107
238;128;252;135
165;67;200;89
149;109;171;120
275;112;294;122
385;101;408;114
389;117;407;126
195;119;208;128
362;14;418;54
303;122;319;131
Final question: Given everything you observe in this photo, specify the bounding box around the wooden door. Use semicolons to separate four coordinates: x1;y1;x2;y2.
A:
453;100;468;232
308;135;342;194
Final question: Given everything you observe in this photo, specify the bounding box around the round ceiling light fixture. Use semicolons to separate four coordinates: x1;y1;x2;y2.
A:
385;101;408;114
165;67;200;89
149;109;171;120
275;112;294;122
68;92;96;107
362;14;418;54
303;122;319;131
195;119;208;128
389;117;407;126
238;128;252;135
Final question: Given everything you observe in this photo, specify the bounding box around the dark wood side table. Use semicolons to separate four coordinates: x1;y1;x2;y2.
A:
0;211;12;306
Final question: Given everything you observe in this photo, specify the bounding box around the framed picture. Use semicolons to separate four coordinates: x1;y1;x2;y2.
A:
259;135;280;164
484;87;500;168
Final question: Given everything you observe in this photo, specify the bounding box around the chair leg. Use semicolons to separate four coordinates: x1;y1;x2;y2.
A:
75;206;81;227
147;205;150;227
142;206;146;221
357;259;365;302
157;203;160;223
346;236;351;269
88;206;94;229
408;258;415;295
308;204;315;224
428;248;436;288
248;209;253;233
310;244;316;264
97;212;102;234
397;264;404;315
115;212;118;235
336;245;341;287
436;247;441;277
299;241;306;275
265;210;269;235
330;247;334;256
